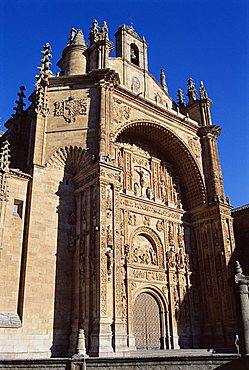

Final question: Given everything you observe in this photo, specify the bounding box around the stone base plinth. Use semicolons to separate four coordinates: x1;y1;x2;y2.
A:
0;350;242;369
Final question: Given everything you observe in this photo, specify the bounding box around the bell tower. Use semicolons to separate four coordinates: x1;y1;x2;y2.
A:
115;25;148;70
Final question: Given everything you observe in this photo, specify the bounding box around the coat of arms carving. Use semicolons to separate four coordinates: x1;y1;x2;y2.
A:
113;99;131;123
54;96;88;123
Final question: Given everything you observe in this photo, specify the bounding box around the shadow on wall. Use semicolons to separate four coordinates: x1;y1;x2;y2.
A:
50;170;75;357
175;222;238;352
215;356;249;370
50;85;98;357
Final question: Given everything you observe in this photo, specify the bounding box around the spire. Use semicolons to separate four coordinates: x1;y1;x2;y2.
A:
68;28;87;47
100;21;109;40
33;43;52;116
35;43;52;88
187;78;197;104
177;88;185;107
89;19;100;45
199;81;208;99
12;86;26;117
235;260;243;275
160;68;168;93
0;141;10;173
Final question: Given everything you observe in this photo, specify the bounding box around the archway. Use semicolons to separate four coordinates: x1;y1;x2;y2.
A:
133;292;161;349
114;121;206;211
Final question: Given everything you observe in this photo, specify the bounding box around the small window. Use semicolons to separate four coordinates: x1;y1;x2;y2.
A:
130;43;139;66
13;200;23;218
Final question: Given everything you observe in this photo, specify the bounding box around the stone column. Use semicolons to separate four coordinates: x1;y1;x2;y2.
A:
235;261;249;356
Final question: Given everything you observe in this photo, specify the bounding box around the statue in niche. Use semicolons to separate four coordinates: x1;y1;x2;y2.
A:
106;246;112;276
166;248;176;268
160;180;167;203
134;182;139;196
177;224;184;247
177;248;185;269
106;225;113;247
184;254;190;271
168;222;175;247
137;168;145;188
146;186;153;200
124;244;130;263
106;185;112;210
135;167;150;197
201;223;209;248
68;228;78;252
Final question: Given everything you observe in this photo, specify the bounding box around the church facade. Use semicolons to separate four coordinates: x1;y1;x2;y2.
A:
0;21;237;358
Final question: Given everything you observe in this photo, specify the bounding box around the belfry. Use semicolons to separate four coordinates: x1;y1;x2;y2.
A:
0;21;237;360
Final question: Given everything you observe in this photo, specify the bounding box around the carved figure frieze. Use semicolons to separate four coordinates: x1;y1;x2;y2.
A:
115;141;183;209
54;96;88;123
166;247;190;271
132;234;157;266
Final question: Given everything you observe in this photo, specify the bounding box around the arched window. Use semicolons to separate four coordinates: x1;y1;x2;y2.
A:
130;43;139;66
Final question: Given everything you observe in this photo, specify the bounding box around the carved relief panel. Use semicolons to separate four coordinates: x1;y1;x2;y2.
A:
132;234;158;266
115;141;182;209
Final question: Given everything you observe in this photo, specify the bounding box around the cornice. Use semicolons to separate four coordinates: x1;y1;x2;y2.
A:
114;86;199;134
232;204;249;214
47;68;120;89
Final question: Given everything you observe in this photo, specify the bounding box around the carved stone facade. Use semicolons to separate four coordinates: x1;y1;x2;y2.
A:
0;21;237;359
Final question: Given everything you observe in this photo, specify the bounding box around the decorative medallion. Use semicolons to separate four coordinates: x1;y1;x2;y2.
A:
132;76;141;92
54;96;88;123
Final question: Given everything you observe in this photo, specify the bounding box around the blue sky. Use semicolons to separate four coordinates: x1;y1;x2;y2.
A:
0;0;248;207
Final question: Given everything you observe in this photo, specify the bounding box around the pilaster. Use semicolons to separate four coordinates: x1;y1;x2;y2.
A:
197;125;226;204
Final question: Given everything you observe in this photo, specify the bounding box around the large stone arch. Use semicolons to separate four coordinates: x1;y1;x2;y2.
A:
114;120;206;210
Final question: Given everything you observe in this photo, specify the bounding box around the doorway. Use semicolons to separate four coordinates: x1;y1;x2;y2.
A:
133;292;161;349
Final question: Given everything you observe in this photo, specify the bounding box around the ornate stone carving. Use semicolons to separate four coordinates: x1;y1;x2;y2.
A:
46;146;93;174
143;215;150;226
115;141;183;209
33;43;52;117
132;234;157;266
106;246;113;278
67;229;78;252
120;197;183;220
166;248;176;269
129;226;164;268
176;248;185;270
128;211;136;226
113;99;131;123
0;141;10;202
188;138;201;159
54;97;88;123
131;269;165;282
156;220;164;232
